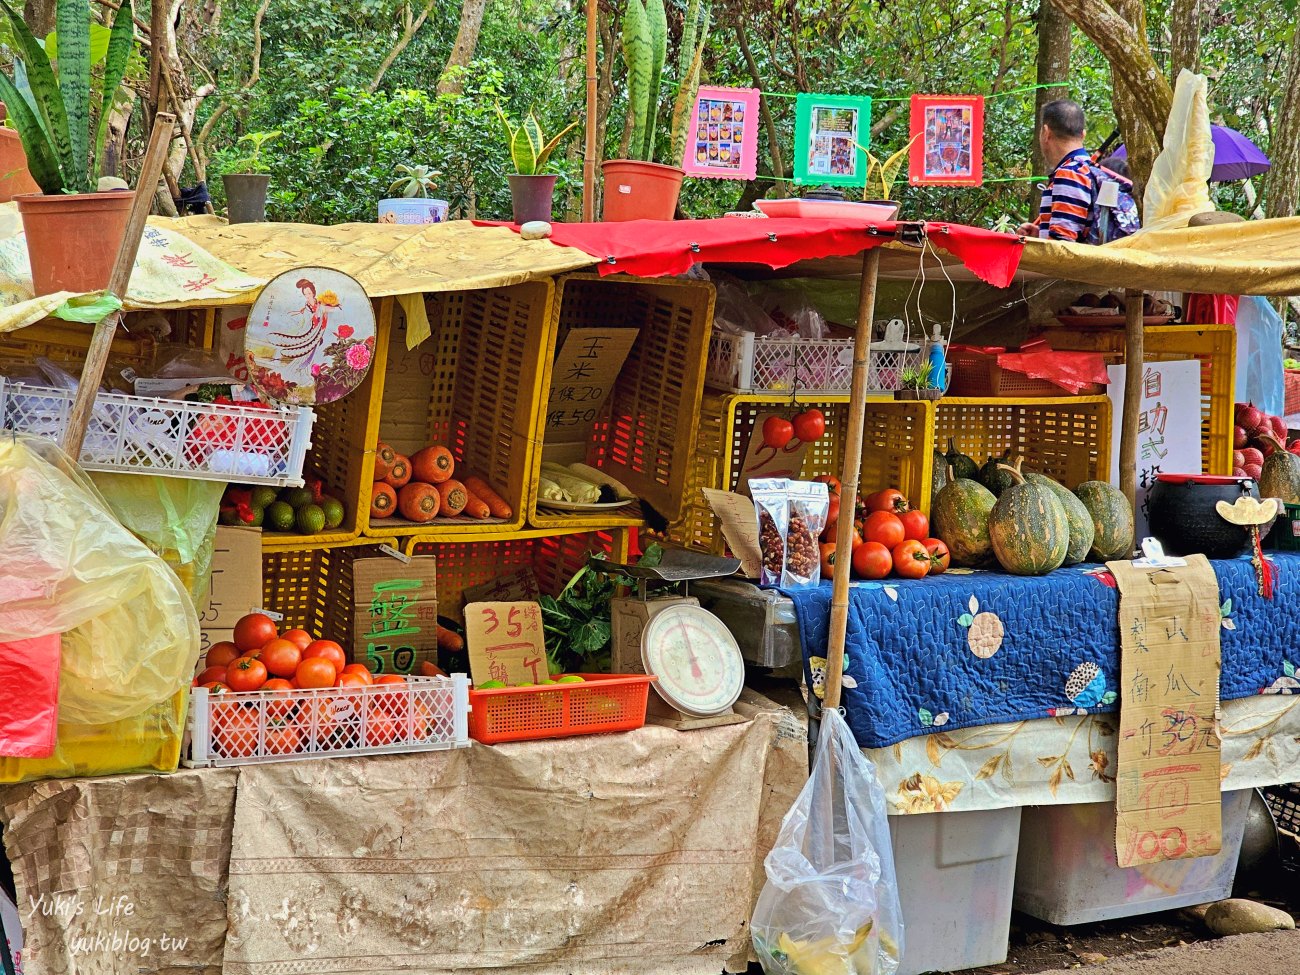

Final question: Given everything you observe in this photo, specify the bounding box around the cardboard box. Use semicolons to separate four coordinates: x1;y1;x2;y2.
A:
350;556;438;676
197;526;263;667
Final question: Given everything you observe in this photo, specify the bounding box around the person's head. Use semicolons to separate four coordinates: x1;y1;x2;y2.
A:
1099;155;1129;178
1039;99;1086;160
296;278;316;301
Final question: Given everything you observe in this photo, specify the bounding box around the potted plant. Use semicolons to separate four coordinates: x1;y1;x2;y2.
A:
0;0;135;295
861;135;918;219
377;164;449;225
222;131;279;224
602;0;710;221
498;109;577;224
895;361;944;401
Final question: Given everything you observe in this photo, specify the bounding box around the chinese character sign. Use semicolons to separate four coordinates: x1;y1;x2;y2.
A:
465;601;549;687
543;328;638;441
1108;360;1202;540
350;557;438;674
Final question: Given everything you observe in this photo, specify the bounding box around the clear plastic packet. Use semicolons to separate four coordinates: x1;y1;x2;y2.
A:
751;478;790;586
783;480;829;588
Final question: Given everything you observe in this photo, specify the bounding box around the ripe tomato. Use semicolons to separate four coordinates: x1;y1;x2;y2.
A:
226;655;268;691
899;509;930;542
261;638;303;679
212;702;258;758
819;541;838;578
863;510;905;549
792;408;826;443
892;539;932;579
263;722;300;756
866;488;909;514
335;672;369;689
374;674;407;685
205;641;241;670
279;628;314;651
825;492;841;528
762;415;795;450
851;540;893;580
304;640;347;673
233;613;279;654
295;657;338;689
303;697;339;743
923;537;951;574
200;681;231;694
196;665;229;687
341;663;375;685
365;707;402;747
813;474;841;496
261;678;298;720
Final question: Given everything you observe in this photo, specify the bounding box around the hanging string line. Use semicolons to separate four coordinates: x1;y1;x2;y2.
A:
748;82;1064;104
759;173;1045;185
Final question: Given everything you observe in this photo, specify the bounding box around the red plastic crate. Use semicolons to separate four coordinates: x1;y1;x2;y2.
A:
467;673;656;744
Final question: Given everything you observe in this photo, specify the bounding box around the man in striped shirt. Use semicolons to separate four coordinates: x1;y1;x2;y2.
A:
1017;100;1100;243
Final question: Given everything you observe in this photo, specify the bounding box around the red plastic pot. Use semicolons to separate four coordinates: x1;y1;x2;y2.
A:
15;189;133;296
600;160;684;222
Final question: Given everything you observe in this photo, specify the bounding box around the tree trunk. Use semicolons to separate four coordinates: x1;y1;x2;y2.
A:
1031;0;1072;182
436;0;489;96
736;21;786;198
22;0;56;35
1168;0;1201;83
1265;22;1300;220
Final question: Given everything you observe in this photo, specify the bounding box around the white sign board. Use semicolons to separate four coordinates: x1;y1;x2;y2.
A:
1108;359;1203;539
2;888;23;974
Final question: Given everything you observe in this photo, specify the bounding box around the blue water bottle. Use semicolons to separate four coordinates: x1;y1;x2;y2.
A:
926;323;947;391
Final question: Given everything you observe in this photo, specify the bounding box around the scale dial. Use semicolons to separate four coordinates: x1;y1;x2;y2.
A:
642;606;745;717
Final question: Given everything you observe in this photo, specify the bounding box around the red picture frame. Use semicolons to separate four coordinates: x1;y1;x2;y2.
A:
908;95;984;187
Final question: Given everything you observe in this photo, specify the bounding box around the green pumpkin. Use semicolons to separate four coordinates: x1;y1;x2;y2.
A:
943;437;979;482
932;473;997;567
989;465;1069;575
1024;472;1096;566
1259;435;1300;504
980;450;1017;497
1073;481;1135;562
931;450;949;504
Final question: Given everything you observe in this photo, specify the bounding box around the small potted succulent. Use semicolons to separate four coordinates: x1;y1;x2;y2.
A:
377;164;448;225
895;361;944;401
498;109;577;224
222;130;280;224
0;0;136;295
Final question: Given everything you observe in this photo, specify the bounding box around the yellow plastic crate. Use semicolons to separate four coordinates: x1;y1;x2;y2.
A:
527;273;715;530
0;689;186;784
0;319;154;383
1045;324;1235;477
935;396;1112;489
362;281;553;539
671;392;934;555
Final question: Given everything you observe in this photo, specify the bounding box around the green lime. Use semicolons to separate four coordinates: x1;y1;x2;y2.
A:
477;680;506;689
219;507;242;526
280;487;314;509
243;506;265;528
515;681;535;688
265;501;296;532
296;504;326;535
320;497;345;529
557;675;585;684
250;486;278;510
540;679;558;685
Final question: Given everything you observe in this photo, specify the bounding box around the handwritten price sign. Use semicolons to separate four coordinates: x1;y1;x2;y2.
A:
465;601;548;687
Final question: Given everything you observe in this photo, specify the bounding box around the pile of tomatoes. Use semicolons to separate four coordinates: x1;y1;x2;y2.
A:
814;478;950;581
761;409;827;450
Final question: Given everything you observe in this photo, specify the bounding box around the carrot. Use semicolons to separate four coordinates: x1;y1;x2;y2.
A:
436;625;464;652
420;660;448;678
460;486;491;519
463;475;512;519
437;479;468;516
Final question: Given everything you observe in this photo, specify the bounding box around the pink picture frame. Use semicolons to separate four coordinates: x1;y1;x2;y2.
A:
681;86;760;180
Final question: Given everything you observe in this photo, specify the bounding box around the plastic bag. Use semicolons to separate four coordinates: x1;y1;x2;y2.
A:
0;435;198;726
1235;296;1285;417
714;278;779;337
753;708;904;975
752;478;790;586
1139;70;1215;233
784;480;829;589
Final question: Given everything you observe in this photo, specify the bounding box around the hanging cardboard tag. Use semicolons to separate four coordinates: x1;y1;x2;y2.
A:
734;411;811;496
465;601;549;686
1108;555;1222;867
462;567;543;608
702;488;762;579
351;556;438;675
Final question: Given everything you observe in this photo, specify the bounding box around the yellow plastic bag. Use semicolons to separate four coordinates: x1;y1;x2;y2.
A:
1138;70;1215;234
0;435;198;726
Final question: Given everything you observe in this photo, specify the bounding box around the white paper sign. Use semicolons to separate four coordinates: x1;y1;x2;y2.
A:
1108;359;1202;539
2;888;23;974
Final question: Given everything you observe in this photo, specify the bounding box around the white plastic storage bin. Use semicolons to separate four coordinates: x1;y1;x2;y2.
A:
890;806;1022;975
1014;789;1250;925
706;331;923;395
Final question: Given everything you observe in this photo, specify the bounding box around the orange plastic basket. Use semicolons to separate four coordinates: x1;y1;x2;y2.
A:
467;673;656;744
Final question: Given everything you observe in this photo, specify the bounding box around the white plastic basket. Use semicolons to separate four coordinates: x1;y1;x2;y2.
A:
0;378;314;486
706;331;921;395
184;674;471;767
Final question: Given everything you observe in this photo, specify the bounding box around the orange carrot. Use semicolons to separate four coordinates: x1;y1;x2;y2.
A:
437;479;468;516
420;660;448;678
463;475;511;519
460;486;492;519
436;625;464;652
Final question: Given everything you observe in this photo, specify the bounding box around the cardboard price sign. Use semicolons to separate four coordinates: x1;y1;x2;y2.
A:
1109;555;1223;867
465;601;549;686
702;488;763;579
734;411;811;496
544;328;638;440
198;525;263;668
352;556;438;675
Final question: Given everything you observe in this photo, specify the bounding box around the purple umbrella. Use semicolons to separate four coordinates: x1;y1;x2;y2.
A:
1112;124;1271;181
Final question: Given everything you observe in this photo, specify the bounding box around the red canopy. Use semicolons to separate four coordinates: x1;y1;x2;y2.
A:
485;217;1024;287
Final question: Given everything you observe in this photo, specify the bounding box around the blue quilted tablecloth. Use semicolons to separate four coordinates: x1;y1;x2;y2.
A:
787;554;1300;749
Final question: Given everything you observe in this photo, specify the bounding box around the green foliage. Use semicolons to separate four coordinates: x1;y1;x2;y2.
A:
386;162;440;198
221;130;280;174
498;108;577;176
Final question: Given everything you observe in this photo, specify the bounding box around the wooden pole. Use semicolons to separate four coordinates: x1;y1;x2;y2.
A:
582;0;598;222
824;245;883;712
1119;288;1145;519
62;114;177;459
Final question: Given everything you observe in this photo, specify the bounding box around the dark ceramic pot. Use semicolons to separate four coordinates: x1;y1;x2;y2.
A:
1147;474;1259;559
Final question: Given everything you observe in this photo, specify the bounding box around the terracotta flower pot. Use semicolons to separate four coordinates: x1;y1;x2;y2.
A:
15;190;132;296
601;160;684;222
507;174;557;224
0;128;39;203
223;173;270;224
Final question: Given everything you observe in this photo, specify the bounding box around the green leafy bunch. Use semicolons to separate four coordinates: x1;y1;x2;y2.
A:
0;0;135;194
223;130;281;175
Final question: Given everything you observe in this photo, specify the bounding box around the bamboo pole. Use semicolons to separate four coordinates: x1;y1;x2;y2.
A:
62;114;177;459
824;245;883;712
582;0;598;222
1119;288;1144;518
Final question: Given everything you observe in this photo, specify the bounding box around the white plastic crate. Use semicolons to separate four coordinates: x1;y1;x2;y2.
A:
0;378;314;486
1014;789;1250;925
184;675;470;767
706;331;920;395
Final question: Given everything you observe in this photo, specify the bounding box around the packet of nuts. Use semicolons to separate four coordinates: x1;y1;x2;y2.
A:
750;478;790;587
784;480;830;588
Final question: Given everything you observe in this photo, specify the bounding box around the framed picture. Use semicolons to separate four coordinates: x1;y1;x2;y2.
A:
681;86;760;180
793;94;872;188
908;95;984;187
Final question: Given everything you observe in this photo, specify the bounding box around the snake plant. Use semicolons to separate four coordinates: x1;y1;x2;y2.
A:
0;0;135;195
497;109;578;175
621;0;710;164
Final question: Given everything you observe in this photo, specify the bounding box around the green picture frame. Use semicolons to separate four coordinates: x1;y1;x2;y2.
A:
792;94;873;188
